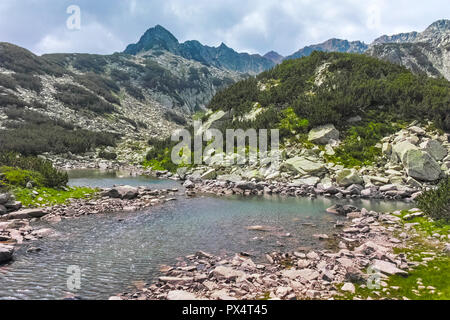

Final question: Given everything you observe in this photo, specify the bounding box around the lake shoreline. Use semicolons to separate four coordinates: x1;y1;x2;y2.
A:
1;171;447;300
115;205;449;301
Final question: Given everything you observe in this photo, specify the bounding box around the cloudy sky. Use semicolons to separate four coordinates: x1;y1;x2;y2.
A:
0;0;448;56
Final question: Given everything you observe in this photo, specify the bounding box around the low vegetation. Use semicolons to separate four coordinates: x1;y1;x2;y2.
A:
327;116;403;167
0;108;117;156
417;177;450;222
13;186;98;208
210;51;450;133
54;83;116;114
0;152;68;188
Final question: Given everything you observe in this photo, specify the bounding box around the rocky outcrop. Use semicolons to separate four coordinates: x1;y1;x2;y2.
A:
102;186;139;200
382;124;449;182
5;209;47;220
367;20;450;80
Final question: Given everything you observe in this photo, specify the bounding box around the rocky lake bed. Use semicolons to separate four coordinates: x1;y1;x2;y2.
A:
0;124;449;300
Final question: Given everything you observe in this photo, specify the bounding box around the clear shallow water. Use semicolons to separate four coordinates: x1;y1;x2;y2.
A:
0;172;412;300
67;169;181;189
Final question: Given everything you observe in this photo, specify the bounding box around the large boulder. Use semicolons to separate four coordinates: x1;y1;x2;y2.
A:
283;157;327;176
308;124;339;145
371;260;408;276
336;169;364;187
420;140;448;161
0;193;10;205
405;150;442;182
103;186;139;199
392;141;418;163
0;244;13;264
6;208;47;220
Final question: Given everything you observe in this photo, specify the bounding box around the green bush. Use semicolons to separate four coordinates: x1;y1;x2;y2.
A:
0;74;17;90
0;93;27;108
208;51;450;133
124;83;145;101
0;166;44;188
0;43;64;76
0;152;68;188
75;73;121;105
98;151;117;160
279;107;309;136
328;119;401;167
417;177;450;223
13;73;43;93
145;138;180;172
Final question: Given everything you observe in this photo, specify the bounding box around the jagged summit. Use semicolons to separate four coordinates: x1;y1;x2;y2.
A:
124;25;180;55
124;25;274;74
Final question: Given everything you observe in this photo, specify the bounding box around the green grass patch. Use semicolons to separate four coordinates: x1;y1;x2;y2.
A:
0;166;45;188
398;210;450;237
13;187;98;207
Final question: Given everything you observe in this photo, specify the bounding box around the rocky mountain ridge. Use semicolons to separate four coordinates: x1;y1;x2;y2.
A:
285;38;369;61
0;42;243;145
124;25;275;75
367;19;450;80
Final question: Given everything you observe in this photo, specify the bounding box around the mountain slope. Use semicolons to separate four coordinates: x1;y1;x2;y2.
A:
207;51;450;133
367;20;450;80
124;25;275;74
285;38;368;60
0;42;244;156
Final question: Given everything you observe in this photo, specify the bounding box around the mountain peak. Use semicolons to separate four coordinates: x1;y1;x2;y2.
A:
263;51;284;64
124;25;179;55
124;26;274;74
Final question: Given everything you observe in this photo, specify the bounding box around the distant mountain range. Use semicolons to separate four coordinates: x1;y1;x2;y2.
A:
0;19;449;147
123;20;449;80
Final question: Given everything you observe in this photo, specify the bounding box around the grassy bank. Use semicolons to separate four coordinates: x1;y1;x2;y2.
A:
1;152;98;208
12;187;98;208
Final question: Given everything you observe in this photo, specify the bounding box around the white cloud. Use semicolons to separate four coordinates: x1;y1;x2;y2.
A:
0;0;449;56
34;22;125;55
